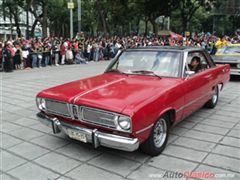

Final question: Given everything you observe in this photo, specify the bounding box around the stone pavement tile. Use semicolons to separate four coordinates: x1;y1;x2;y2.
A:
1;134;23;149
0;150;26;171
215;111;240;119
34;152;81;174
0;123;22;133
106;149;150;163
148;155;198;172
195;165;240;180
1;113;21;122
127;165;166;180
203;154;240;172
192;124;229;135
8;162;60;180
55;143;102;162
30;122;52;134
170;127;189;136
8;142;49;160
13;109;35;118
200;119;235;129
192;111;211;118
66;164;124;180
30;134;69;150
88;153;141;177
172;137;216;152
227;129;240;138
8;127;44;141
56;176;74;180
233;123;240;130
167;134;179;145
162;145;208;162
208;114;239;123
182;130;223;143
0;173;19;180
219;136;240;148
14;117;39;127
212;144;240;159
176;121;196;129
185;116;205;123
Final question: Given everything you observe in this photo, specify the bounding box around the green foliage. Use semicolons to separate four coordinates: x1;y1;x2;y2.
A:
1;0;239;37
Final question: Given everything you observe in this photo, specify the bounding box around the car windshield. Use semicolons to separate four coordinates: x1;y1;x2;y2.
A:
217;46;240;54
107;51;181;78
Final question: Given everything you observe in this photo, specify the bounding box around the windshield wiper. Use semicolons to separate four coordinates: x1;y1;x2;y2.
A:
130;70;162;78
106;69;127;75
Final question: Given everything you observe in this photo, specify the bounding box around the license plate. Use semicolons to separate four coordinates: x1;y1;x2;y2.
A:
67;129;87;143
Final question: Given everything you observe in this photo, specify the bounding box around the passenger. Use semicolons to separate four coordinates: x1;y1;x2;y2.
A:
189;56;202;73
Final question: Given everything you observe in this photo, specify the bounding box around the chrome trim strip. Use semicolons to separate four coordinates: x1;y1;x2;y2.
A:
136;123;154;134
73;78;126;103
176;93;211;113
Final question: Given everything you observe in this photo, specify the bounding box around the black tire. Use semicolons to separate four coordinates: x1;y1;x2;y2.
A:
205;85;219;108
140;114;170;156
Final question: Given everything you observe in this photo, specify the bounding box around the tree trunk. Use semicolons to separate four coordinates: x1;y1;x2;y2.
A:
100;11;107;36
42;3;48;38
26;4;29;39
13;14;21;37
150;18;158;36
144;19;148;36
30;19;38;38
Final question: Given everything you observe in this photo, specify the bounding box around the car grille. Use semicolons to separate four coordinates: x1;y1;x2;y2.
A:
45;100;71;117
44;100;117;128
81;106;117;128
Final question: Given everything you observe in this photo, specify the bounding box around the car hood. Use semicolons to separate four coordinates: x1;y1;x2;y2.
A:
37;73;181;114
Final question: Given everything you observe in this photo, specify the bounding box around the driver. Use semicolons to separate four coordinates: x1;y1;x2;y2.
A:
189;56;202;73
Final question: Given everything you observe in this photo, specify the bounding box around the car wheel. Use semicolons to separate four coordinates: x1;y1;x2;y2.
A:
140;115;170;156
205;85;219;108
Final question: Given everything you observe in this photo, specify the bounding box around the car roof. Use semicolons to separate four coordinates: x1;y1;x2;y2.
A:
126;46;203;52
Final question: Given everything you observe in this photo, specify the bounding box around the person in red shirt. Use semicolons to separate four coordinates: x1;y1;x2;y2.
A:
60;41;67;64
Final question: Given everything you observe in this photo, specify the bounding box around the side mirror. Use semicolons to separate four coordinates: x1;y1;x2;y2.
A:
185;71;195;79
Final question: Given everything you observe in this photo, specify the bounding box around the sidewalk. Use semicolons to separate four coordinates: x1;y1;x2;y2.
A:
1;62;240;180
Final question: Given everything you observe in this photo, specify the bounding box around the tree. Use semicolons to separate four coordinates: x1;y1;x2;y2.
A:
128;0;179;35
178;0;217;32
2;0;24;37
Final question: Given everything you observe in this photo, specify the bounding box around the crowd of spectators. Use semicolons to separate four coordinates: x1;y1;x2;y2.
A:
0;32;240;72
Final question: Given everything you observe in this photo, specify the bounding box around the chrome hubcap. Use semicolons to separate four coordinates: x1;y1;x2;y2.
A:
153;118;167;148
212;87;218;104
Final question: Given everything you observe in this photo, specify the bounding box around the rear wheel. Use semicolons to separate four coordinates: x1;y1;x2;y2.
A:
140;115;170;156
205;85;219;108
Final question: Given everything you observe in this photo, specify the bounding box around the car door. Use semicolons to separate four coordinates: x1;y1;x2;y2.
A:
182;51;213;118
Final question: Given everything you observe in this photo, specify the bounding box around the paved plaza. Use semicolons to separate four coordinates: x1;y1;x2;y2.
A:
1;61;240;180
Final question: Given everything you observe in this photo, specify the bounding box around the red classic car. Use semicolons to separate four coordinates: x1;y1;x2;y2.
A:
36;47;230;156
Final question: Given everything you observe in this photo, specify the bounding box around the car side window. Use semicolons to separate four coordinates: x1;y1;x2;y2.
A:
186;52;211;74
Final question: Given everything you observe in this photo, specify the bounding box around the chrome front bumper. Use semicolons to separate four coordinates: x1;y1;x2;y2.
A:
36;112;139;152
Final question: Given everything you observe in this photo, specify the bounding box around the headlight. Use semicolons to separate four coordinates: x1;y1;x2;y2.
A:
117;116;131;131
36;98;46;110
237;63;240;69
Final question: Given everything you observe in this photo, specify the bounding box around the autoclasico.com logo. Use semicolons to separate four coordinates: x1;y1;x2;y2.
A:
148;171;235;179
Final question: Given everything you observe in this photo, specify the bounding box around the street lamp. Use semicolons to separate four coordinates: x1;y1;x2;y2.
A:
67;0;74;40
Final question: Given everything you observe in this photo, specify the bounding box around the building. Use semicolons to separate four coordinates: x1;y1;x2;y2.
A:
0;0;41;41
